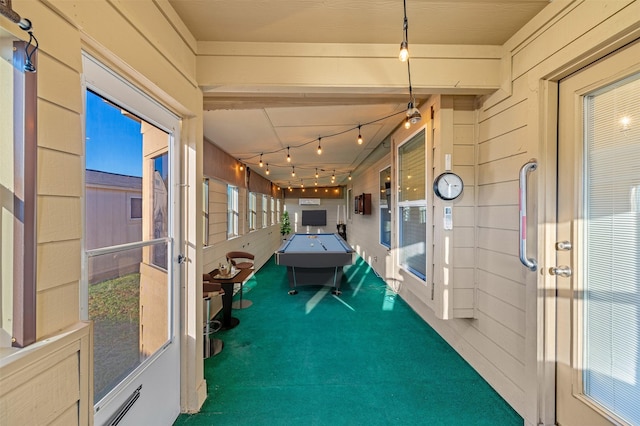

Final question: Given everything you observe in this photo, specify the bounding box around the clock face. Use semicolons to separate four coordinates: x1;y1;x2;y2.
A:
434;172;463;200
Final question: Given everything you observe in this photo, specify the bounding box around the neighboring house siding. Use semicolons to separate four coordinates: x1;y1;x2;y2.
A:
85;171;143;282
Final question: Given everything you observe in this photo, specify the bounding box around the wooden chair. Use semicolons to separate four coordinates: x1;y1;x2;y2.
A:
225;251;254;308
225;251;255;270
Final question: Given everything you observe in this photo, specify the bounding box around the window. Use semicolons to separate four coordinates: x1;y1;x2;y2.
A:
1;34;37;348
277;198;281;223
228;185;239;237
248;192;257;231
582;74;640;423
203;178;209;246
270;197;275;225
131;197;143;219
262;194;268;228
397;129;426;280
380;167;392;248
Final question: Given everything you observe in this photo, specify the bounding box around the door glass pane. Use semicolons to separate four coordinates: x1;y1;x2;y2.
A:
85;90;170;404
583;73;640;425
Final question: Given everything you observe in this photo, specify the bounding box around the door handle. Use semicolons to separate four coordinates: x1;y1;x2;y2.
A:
549;265;572;277
519;159;538;271
555;241;572;251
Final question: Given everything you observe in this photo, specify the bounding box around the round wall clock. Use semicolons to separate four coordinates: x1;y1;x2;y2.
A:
433;172;464;200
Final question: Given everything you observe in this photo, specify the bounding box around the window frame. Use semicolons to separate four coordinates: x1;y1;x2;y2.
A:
261;194;268;228
379;166;392;249
203;178;209;246
396;127;427;282
227;185;239;238
248;191;257;231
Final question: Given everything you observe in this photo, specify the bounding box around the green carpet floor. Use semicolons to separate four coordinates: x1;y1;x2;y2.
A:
174;256;522;426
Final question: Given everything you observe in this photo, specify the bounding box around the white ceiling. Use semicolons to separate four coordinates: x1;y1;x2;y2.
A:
170;0;549;188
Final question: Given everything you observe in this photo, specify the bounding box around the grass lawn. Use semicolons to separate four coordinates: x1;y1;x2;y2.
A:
89;273;140;322
90;273;141;402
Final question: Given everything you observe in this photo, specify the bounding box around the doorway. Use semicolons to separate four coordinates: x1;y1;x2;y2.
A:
82;54;181;425
556;41;640;426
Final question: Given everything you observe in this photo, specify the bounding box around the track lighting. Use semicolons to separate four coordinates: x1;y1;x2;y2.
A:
357;125;363;145
317;138;322;155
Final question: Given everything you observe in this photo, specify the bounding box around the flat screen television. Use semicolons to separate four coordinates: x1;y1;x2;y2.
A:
301;209;327;226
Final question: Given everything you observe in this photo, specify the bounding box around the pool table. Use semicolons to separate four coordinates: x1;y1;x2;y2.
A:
275;233;354;295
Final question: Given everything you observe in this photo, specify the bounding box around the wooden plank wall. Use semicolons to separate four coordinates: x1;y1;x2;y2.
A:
0;323;91;425
451;96;477;318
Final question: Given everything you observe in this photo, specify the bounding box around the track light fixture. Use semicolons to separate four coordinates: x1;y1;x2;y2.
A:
357;125;363;145
399;0;409;62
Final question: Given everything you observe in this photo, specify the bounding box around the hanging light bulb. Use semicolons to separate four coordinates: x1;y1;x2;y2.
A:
331;170;336;181
266;164;270;175
291;166;295;177
357;125;363;145
239;161;244;171
404;117;411;129
348;172;352;180
315;168;319;179
399;40;409;62
286;147;291;163
315;180;318;186
399;0;409;62
300;180;304;188
259;153;263;167
317;138;322;155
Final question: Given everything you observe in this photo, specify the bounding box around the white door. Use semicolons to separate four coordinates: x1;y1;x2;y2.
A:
556;41;640;426
82;54;181;425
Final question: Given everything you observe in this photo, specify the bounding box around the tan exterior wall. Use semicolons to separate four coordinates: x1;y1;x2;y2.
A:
346;2;640;426
203;177;282;275
0;0;204;422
